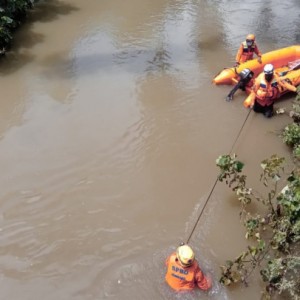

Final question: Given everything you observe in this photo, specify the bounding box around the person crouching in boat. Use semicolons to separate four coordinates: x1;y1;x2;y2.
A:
248;64;297;118
165;243;212;292
235;34;262;66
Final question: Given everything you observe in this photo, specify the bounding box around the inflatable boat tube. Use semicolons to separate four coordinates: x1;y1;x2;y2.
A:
213;45;300;85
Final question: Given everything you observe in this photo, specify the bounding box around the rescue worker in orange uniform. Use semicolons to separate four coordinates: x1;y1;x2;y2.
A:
235;34;262;66
165;244;212;291
249;64;297;118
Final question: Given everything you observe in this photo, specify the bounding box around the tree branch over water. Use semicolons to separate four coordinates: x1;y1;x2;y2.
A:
216;90;300;300
0;0;36;52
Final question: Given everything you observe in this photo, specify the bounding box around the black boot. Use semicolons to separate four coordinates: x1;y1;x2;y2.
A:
264;109;274;118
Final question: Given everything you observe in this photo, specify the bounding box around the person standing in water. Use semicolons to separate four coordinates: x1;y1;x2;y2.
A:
165;243;212;291
247;64;297;118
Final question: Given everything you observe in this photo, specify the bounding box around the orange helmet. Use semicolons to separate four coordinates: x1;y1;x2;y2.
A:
246;34;255;41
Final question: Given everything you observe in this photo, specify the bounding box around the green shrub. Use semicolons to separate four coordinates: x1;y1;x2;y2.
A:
293;144;300;160
282;123;300;147
0;0;36;52
217;154;300;299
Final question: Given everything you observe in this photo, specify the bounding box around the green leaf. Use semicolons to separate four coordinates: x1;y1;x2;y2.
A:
231;271;241;283
1;16;13;24
258;239;266;251
226;260;234;267
221;277;232;286
248;246;258;257
261;163;267;170
234;161;244;172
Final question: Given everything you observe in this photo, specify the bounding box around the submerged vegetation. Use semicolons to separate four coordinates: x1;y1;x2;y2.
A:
216;88;300;299
0;0;38;53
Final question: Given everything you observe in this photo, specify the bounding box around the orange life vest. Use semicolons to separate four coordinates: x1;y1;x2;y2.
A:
255;73;279;106
165;253;210;291
240;41;256;62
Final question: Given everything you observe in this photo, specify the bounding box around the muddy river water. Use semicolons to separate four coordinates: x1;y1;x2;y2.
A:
0;1;299;299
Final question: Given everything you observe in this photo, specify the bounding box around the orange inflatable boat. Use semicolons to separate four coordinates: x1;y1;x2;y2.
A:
213;45;300;85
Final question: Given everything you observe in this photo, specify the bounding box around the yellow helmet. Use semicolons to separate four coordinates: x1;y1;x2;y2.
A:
176;244;195;267
246;34;255;41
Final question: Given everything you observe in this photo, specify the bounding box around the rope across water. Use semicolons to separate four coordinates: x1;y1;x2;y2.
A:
186;108;253;243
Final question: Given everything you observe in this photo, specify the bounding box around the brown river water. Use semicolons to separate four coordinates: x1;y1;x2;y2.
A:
0;1;299;299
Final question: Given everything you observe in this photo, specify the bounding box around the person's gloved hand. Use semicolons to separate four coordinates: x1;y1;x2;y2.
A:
257;56;262;64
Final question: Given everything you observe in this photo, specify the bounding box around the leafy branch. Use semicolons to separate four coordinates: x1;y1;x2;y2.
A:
0;0;36;52
216;154;300;299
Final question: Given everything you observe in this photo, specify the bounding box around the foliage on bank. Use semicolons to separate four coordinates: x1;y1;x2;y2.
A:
216;88;300;299
0;0;38;53
282;86;300;161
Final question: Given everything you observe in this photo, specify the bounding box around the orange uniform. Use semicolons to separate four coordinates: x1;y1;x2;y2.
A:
236;41;261;64
165;253;211;291
251;72;297;106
